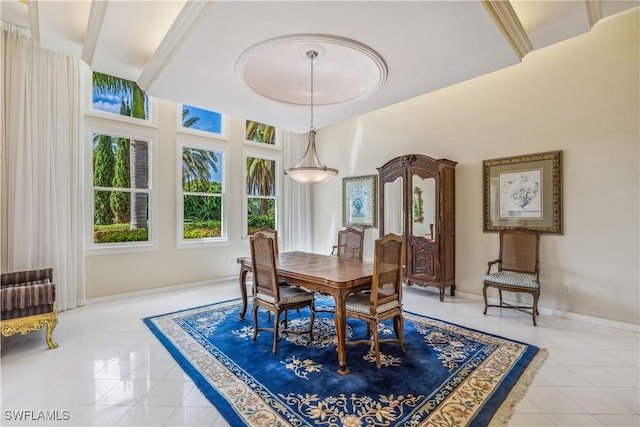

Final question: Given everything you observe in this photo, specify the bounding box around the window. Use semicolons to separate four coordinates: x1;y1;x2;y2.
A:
178;104;229;140
87;126;156;253
244;120;279;148
244;150;281;237
178;139;228;247
88;71;157;127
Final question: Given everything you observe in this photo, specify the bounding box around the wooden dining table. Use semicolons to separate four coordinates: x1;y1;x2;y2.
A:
237;251;374;375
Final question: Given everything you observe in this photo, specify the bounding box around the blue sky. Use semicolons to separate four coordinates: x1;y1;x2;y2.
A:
93;93;123;114
183;105;222;134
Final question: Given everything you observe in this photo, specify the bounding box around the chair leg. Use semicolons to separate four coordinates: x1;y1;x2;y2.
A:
532;292;540;326
272;310;281;354
45;318;58;349
308;302;315;342
482;284;489;315
252;305;260;342
498;289;504;306
372;322;381;369
394;315;406;354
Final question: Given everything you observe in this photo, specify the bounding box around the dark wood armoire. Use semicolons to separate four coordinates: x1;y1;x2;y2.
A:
377;154;456;301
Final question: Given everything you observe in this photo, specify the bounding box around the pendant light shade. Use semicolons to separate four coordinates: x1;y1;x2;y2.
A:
286;51;338;184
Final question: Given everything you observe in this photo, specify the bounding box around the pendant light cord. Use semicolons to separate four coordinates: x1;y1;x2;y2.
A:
307;50;317;132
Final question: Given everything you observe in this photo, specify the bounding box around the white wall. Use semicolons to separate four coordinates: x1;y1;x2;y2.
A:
312;9;639;325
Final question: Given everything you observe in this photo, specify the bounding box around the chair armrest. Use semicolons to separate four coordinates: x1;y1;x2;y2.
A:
486;259;500;275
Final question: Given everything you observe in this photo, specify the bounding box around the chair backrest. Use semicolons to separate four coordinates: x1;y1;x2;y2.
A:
370;233;405;313
253;228;279;254
337;227;364;260
499;228;540;274
250;233;280;300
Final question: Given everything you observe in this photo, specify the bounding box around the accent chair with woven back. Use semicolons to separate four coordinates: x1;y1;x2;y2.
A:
1;268;59;348
483;228;541;326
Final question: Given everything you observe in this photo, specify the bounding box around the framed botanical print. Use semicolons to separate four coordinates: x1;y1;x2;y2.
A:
342;175;377;228
483;150;562;234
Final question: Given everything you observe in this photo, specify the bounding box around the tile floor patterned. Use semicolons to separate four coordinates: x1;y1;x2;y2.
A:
1;281;638;427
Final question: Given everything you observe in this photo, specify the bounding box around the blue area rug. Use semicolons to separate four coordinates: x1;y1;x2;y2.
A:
143;297;546;427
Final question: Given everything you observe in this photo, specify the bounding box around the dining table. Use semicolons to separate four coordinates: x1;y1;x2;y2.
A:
236;251;374;375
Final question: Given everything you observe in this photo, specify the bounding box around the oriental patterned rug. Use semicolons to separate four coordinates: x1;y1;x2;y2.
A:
143;297;546;427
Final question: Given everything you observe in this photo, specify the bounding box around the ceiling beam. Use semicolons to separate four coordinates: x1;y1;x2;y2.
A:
482;0;533;60
585;0;603;28
82;0;109;66
27;0;39;43
137;1;208;91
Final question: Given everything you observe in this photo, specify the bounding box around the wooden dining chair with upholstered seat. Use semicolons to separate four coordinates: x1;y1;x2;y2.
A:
252;228;279;254
483;228;541;326
336;227;364;260
250;232;316;354
345;233;405;369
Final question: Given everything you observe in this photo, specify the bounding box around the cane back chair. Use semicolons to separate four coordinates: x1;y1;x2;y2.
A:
345;233;405;368
336;227;365;260
483;228;541;326
250;233;316;353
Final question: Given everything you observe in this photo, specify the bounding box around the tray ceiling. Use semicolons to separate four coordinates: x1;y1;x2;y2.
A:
2;0;637;133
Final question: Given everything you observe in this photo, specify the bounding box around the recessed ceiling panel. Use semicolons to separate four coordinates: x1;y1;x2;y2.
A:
236;35;387;106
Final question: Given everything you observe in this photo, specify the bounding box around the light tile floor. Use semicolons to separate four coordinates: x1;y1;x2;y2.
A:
1;281;638;426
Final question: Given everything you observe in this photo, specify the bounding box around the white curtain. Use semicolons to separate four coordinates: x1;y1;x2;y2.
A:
1;23;85;310
282;130;313;252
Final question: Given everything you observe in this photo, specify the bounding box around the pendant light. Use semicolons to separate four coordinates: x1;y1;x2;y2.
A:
285;50;338;184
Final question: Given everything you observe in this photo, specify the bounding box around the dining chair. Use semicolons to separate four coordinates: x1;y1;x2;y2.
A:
345;233;405;368
336;227;364;260
250;232;316;353
483;228;541;326
252;227;278;254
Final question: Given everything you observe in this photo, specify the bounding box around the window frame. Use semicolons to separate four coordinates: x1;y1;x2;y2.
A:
243;120;282;150
84;123;158;255
176;104;230;141
176;137;230;249
242;148;282;241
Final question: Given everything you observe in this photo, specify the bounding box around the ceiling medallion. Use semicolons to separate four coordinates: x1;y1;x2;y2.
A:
235;34;388;106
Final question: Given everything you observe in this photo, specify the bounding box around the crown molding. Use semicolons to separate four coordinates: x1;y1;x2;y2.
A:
137;1;208;90
81;0;108;65
482;0;533;60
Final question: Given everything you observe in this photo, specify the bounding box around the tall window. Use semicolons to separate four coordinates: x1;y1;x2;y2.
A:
245;151;280;236
90;130;152;248
179;140;227;245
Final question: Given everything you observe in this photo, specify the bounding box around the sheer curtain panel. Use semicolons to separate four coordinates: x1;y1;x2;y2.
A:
1;23;85;310
282;130;313;252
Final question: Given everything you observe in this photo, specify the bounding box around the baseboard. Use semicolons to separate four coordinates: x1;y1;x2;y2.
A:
82;276;237;306
456;290;639;334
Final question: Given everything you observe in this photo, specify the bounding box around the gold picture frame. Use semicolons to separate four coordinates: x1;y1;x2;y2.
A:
342;175;377;228
483;150;562;234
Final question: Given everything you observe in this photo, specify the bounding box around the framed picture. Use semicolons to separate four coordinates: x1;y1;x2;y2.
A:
483;150;562;234
342;175;377;228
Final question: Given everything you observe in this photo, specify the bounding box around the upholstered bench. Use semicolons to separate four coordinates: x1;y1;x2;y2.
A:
1;268;58;348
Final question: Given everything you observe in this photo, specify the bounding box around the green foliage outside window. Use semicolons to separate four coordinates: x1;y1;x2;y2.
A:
245;120;276;145
92;133;149;243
